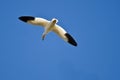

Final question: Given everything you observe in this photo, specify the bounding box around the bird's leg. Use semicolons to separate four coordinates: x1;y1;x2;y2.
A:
42;33;47;40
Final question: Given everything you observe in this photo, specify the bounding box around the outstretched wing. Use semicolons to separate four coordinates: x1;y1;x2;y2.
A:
52;25;77;46
19;16;49;27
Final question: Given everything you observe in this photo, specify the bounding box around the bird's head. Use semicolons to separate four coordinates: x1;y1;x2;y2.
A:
52;18;58;23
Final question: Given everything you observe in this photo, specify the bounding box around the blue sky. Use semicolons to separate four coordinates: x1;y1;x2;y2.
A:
0;0;120;80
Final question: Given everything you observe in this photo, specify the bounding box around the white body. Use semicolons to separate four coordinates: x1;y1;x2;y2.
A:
28;17;67;41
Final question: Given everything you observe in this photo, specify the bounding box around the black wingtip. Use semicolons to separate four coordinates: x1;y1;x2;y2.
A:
18;16;35;22
65;33;77;46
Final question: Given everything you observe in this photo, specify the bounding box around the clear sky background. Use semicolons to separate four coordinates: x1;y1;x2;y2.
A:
0;0;120;80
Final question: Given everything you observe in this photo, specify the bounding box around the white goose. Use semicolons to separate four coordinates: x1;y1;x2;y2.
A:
19;16;77;46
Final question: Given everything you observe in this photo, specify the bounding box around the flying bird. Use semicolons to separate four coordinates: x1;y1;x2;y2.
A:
19;16;77;46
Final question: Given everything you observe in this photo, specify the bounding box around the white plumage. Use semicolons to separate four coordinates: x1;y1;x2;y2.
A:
19;16;77;46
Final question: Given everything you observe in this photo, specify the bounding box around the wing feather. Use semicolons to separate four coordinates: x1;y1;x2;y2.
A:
28;17;49;27
19;16;49;27
52;25;77;46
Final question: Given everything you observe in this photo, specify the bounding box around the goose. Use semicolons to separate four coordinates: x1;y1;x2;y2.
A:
19;16;77;46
